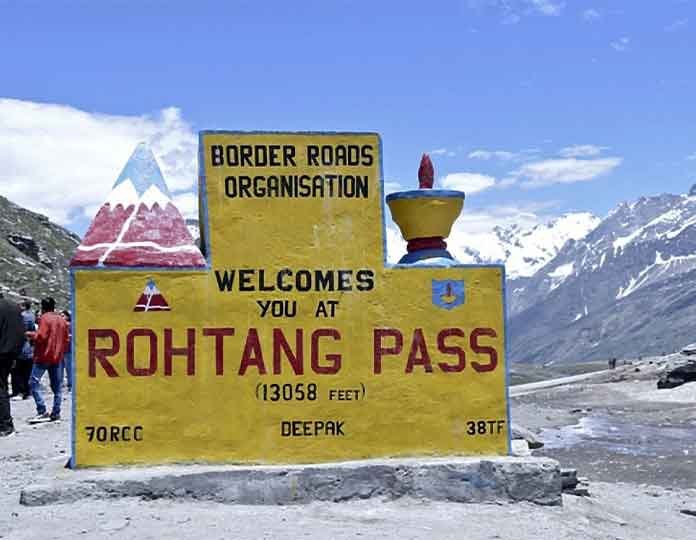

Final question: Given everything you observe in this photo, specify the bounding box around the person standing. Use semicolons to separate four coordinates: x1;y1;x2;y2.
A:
10;301;36;400
27;298;69;423
0;297;25;436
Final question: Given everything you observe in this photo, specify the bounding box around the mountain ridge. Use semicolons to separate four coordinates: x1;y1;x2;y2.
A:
0;195;79;308
509;187;696;363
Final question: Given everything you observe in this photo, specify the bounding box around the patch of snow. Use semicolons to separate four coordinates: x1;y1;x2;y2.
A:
662;212;696;240
613;208;683;252
548;262;574;291
14;257;36;267
458;212;599;279
616;252;696;300
505;213;598;278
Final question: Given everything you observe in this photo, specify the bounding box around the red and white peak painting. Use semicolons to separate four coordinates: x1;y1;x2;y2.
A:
134;279;171;312
70;143;206;268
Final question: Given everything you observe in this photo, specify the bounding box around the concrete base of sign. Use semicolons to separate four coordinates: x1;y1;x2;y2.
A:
20;456;562;507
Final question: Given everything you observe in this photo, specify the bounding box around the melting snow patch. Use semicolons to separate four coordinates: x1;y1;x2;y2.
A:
548;262;574;291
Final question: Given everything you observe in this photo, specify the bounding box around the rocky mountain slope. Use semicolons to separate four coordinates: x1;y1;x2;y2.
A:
456;213;600;278
0;195;79;308
510;186;696;364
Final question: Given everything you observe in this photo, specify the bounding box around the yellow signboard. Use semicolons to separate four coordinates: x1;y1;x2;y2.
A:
72;132;509;467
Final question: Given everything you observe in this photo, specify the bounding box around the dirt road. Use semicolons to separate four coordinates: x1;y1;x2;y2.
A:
1;366;695;539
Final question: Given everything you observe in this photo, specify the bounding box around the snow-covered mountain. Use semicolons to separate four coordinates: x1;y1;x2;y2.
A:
454;213;600;278
510;185;696;364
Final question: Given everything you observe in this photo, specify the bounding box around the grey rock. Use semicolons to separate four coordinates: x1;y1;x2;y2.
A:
0;196;78;307
565;488;590;497
680;343;696;356
511;424;544;449
511;439;531;457
658;361;696;389
560;469;578;489
20;457;562;507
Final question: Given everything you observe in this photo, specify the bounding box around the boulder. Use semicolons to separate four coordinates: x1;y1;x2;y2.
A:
511;424;544;449
657;362;696;389
511;439;532;457
680;343;696;356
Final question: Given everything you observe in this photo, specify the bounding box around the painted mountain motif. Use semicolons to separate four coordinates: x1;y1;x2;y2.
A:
133;279;171;312
70;143;206;267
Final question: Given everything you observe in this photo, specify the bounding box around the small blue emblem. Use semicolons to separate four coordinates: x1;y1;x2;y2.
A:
432;279;465;310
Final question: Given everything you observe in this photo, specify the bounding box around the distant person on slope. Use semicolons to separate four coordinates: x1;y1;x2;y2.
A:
27;298;69;423
0;297;25;437
10;301;36;400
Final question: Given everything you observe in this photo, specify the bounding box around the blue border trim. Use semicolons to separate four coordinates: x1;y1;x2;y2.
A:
502;265;512;456
70;270;76;469
398;249;454;264
198;132;213;266
386;189;465;202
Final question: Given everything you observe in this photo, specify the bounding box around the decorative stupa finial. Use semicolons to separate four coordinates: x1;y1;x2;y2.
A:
418;153;434;189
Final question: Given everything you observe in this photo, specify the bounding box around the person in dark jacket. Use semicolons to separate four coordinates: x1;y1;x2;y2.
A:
10;301;35;400
0;298;25;436
27;297;69;423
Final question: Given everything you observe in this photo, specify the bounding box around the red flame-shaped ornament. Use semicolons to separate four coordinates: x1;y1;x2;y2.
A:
418;153;434;189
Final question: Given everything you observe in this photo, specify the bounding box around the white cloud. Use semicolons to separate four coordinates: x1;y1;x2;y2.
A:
468;0;563;22
384;181;403;194
468;149;519;161
0;98;197;225
582;8;600;21
529;0;563;16
559;144;607;158
611;36;630;52
515;157;622;188
502;13;522;25
428;148;457;157
686;153;696;161
665;19;688;32
172;193;199;219
441;172;496;193
498;177;518;188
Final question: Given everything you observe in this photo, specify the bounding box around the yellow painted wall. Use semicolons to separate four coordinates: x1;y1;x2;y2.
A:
73;133;509;467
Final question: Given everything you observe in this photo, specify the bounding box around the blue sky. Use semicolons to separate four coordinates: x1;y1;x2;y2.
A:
1;0;695;241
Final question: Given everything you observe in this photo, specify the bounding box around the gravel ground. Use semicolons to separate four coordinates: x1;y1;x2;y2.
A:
512;360;696;489
2;363;696;539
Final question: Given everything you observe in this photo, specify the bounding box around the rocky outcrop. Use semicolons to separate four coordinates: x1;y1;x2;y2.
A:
657;361;696;389
0;196;79;307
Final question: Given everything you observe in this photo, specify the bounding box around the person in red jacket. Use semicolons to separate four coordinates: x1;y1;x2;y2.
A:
27;297;69;423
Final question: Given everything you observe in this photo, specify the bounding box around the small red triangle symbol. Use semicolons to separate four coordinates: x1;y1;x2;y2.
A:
134;279;171;312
